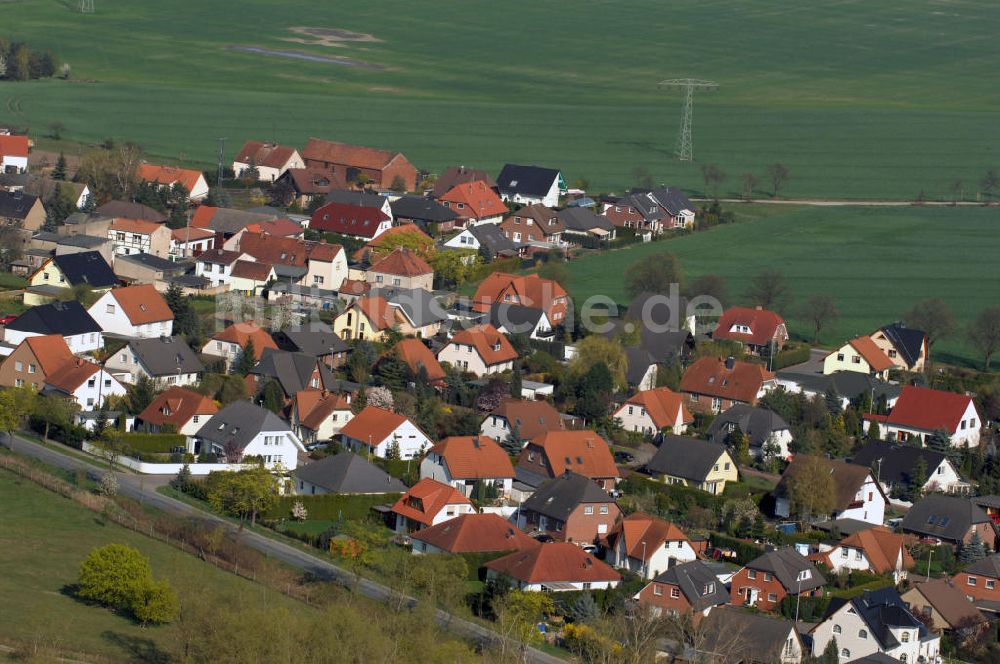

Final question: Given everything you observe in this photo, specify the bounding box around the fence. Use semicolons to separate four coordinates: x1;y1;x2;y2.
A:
82;442;248;475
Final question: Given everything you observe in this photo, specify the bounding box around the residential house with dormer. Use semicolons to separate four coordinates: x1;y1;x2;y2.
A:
517;471;621;544
605;512;697;579
731;547;825;612
646;436;738;495
772;456;886;525
88;284;174;339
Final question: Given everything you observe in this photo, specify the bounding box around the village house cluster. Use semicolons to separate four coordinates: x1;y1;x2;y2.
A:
1;128;998;662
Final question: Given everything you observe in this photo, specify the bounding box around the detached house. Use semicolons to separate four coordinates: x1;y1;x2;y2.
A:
105;335;203;387
901;578;988;633
136;163;209;201
0;335;74;390
824;336;895;379
772;456;886;525
605;512;696;579
712;306;788;356
0;134;29;173
232;141;304;182
864;385;982;448
201;321;277;369
43;357;127;410
900;494;997;550
136;386;218;435
389;195;460;234
472;272;569;325
438;324;517;376
484;542;621;592
438;180;508;226
88;284;174;339
249;348;338;398
26;251;116;306
391;338;446;385
420;435;515;498
693;607;805;664
411;513;538;555
613;387;693;436
390;478;475;533
193;400;306;470
851;441;968;496
489;303;555;341
706;404;793;461
679;356;776;414
333;295;417;342
339;405;433;459
169;226;215;259
272;322;349;369
515;430;620;492
289;389;354;444
517;471;621;543
601;187;695;233
444;223;520;257
495;164;565;208
646;436;738;495
293;452;406;496
480;398;567;447
3;300;103;353
499;203;565;247
309;201;392;240
556;207;616;240
952;554;1000;605
194;248;246;289
870;323;928;372
635;560;731;621
236;232;347;291
365;247;433;291
302;138;418;192
431;165;496;199
0;190;45;244
731;547;825;612
280;168;346;207
814;527;914;584
107;218;171;257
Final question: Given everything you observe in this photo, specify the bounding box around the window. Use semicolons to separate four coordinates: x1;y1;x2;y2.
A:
833;625;842;634
900;656;907;664
670;587;680;599
27;364;36;374
87;378;96;388
855;550;863;561
14;361;22;372
987;580;995;590
747;570;757;580
763;573;773;582
193;415;199;424
841;548;849;558
858;629;867;639
767;593;777;602
968;576;977;586
837;353;845;361
584;506;594;515
106;304;115;314
901;631;910;643
851;355;861;364
841;650;850;659
599;505;609;514
653;584;663;596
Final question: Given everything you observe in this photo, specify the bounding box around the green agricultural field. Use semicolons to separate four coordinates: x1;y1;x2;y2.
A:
564;205;1000;368
1;0;999;199
0;469;304;661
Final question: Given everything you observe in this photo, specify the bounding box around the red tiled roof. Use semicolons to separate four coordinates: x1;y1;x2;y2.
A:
309;201;390;238
368;247;433;277
472;272;567;314
410;513;538;554
245;218;304;238
136;163;203;193
230;260;274;282
197;248;243;265
489;398;566;441
285;168;347;194
885;385;977;433
0;135;29;158
138;386;218;428
679;357;774;404
109;284;174;325
293;389;352;431
527;431;619;479
339;405;408;444
439;181;508;220
190;205;216;229
500;204;564;239
109;218;163;234
837;527;913;575
447;324;517;366
846;336;895;372
171;226;215;242
237;231;342;267
484;542;621;584
44;358;100;393
234;141;299;170
394;339;446;382
339;279;371;296
712;306;786;346
620;387;693;430
428;436;514;480
23;335;75;374
302;138;403;171
606;513;690;561
211;321;277;359
390;478;473;527
353;296;398;331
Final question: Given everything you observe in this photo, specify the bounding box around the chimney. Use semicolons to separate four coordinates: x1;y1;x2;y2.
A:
724;356;735;370
755;305;762;311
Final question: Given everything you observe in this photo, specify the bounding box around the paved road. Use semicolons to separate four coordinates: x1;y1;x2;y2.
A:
6;435;564;664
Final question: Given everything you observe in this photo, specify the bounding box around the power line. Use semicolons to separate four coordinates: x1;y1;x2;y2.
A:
79;0;95;13
216;137;227;188
658;78;718;162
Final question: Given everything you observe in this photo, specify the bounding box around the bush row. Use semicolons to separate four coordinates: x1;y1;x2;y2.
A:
263;492;401;521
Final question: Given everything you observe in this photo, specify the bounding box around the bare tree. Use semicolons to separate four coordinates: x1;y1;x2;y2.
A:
802;294;839;343
950;179;965;205
741;172;757;201
766;163;790;197
905;298;957;349
700;164;726;199
115;142;144;199
981;168;999;204
968;306;1000;370
744;269;792;311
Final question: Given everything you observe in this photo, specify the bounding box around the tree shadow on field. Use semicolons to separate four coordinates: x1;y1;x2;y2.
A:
102;631;173;663
608;140;676;160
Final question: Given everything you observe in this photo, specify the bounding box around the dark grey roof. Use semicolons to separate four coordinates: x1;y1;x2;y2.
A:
95;200;166;223
196;400;292;452
390;195;458;223
129;336;204;376
696;606;799;664
646;436;729;482
323;189;387;209
6;300;101;336
116;252;186;272
776;369;902;403
556;207;614;233
369;287;449;328
624;346;656;387
293;452;406;494
652;560;730;611
972;495;1000;510
57;234;107;249
850;442;950;488
706;404;790;449
489;303;546;335
251;347;335;397
51;251;117;288
206;207;277;235
169;274;211;289
646;186;694;216
879;323;926;369
0;190;40;220
496;164;561;198
272;264;307;279
272;322;348;357
826;588;925;651
611;192;665;223
624;291;691;330
901;494;992;543
961;553;1000;578
812;518;883;537
522;471;612;521
31;231;61;244
467;224;518;254
637;330;694;363
847;654;903;664
745;547;825;592
63;212;112;226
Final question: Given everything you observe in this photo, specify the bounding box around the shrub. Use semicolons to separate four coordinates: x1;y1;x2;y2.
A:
263;493;401;521
771;344;812;371
77;544;153;610
119;432;187;454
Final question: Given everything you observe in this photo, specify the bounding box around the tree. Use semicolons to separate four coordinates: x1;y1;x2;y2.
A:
982;168;1000;202
537;260;569;285
164;282;200;338
98;471;119;497
33;393;78;440
52;153;68;181
385;439;401;461
493;590;554;656
926;429;952;456
259;379;284;414
375;352;409;391
686;274;728;307
131;578;178;626
206;465;279;527
960;532;988;565
574;361;615;422
0;386;37;448
570;592;599;623
950;179;965;204
700;164;726;198
741;172;758;200
390;175;407;193
727;428;751;465
125;374;157;414
803;294;839;343
906;298;956;349
78;544;154;611
968;306;1000;370
509;362;523;399
367;386;394;411
907;455;927;502
744;268;792;310
785;455;836;520
477;242;495;264
48;121;66;140
868;417;881;441
624;251;683;297
234;338;257;375
767;163;790;197
820;637;840;664
569;335;627;390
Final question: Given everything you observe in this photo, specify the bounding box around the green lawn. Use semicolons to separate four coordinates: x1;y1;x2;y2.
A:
0;469;306;661
565;204;1000;368
1;0;999;198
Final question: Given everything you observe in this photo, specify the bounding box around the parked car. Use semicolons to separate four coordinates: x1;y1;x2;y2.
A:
613;450;635;464
0;314;17;325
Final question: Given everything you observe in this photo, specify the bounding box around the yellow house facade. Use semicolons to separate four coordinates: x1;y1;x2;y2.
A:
822;336;893;380
332;300;390;343
647;436;740;495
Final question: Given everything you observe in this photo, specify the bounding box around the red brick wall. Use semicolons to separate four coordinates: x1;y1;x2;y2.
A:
729;568;789;612
636;581;696;619
564;502;622;544
602;205;644;228
953;572;1000;602
683;393;741;415
380;157;417;192
963;523;997;550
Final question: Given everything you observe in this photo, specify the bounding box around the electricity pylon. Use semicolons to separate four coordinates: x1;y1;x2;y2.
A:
658;78;717;162
79;0;94;13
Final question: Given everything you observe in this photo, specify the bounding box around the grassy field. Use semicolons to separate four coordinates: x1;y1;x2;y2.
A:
1;0;998;198
564;204;1000;368
0;468;306;661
